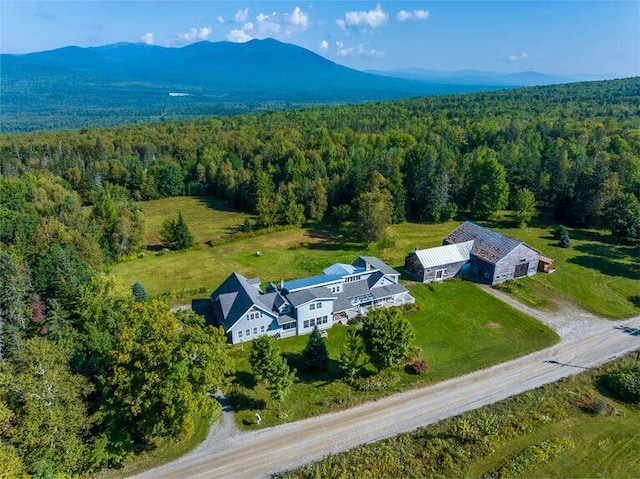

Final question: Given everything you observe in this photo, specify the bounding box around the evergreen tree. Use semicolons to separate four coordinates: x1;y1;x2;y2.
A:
160;211;195;250
339;330;367;380
301;326;329;374
132;281;148;302
242;217;252;233
266;354;296;407
249;335;280;382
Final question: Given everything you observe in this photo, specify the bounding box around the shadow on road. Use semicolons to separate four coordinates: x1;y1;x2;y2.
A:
544;359;589;369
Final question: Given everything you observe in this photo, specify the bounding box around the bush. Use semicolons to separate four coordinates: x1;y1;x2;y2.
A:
600;367;640;404
351;371;399;392
559;232;571;248
407;360;430;375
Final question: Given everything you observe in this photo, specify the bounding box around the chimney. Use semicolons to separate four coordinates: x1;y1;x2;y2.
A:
365;261;371;271
280;279;284;290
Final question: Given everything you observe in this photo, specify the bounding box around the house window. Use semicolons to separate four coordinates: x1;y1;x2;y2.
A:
304;320;310;328
310;303;316;310
246;329;250;336
315;302;322;309
253;327;258;335
238;331;243;338
309;318;316;327
260;325;265;333
283;322;296;330
322;315;328;324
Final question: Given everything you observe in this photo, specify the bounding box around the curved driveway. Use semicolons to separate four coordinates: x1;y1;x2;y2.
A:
136;289;640;479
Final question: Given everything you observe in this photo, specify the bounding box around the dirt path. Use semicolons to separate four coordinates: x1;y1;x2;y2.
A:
135;291;640;479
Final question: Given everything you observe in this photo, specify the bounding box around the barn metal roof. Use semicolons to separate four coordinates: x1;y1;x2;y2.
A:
413;240;474;268
444;221;522;264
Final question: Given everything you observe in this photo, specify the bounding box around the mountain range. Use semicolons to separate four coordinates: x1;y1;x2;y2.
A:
0;38;595;132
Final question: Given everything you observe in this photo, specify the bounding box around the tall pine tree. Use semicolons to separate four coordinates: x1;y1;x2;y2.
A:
301;326;329;374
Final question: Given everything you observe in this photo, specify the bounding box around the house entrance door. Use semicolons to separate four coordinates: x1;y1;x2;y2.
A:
514;262;529;278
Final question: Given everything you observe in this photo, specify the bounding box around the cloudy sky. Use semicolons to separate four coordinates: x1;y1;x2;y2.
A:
2;1;639;76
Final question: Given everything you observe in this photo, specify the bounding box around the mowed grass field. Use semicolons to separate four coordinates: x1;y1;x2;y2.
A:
229;280;558;428
112;197;640;318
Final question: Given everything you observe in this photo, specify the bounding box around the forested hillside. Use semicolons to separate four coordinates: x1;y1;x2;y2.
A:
1;78;639;236
0;78;639;477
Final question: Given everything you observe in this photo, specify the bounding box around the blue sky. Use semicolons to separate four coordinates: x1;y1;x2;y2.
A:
2;1;639;76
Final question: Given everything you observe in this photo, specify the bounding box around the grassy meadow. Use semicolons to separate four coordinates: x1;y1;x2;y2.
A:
112;197;639;318
280;355;640;479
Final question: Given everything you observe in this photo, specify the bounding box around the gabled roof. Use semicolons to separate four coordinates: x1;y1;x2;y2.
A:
286;287;337;307
283;274;342;292
211;272;274;330
413;240;474;269
353;256;400;276
444;221;522;264
367;271;386;289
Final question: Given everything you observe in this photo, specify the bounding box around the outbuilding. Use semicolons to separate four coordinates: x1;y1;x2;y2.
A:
405;240;474;283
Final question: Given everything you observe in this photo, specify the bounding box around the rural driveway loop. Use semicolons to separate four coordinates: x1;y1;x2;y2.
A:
135;290;640;479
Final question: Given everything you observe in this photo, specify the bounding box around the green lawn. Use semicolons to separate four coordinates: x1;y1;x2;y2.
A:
229;280;558;429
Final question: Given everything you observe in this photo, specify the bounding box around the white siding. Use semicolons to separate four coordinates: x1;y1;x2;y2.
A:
229;306;275;344
296;299;334;334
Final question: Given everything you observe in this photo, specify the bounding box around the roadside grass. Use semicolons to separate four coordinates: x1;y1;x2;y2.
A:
96;414;211;479
279;354;640;479
229;280;558;429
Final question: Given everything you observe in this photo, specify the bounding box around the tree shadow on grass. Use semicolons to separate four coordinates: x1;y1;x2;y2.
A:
233;370;257;389
567;255;640;280
195;196;244;213
574;243;640;262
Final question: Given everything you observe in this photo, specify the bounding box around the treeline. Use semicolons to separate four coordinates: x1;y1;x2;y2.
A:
0;172;233;476
1;78;640;238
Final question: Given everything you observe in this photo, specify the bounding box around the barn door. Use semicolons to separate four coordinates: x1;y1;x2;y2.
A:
514;262;529;278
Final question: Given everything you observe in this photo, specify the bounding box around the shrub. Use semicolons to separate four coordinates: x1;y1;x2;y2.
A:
407;360;430;375
600;366;640;404
351;371;399;392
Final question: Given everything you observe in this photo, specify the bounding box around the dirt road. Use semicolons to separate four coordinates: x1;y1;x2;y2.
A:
136;292;640;479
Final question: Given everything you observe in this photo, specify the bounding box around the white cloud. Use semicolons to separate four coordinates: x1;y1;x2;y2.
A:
226;28;253;43
396;10;411;22
338;4;388;31
319;40;329;52
177;27;212;43
226;6;309;43
141;32;154;45
396;9;430;22
217;16;225;24
286;7;309;27
335;41;384;58
235;7;249;23
508;51;530;61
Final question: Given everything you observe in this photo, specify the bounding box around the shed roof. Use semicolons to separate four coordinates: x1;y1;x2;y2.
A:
413;240;474;269
444;222;522;264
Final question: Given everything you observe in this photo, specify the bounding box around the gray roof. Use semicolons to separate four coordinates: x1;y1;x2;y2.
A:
211;272;274;330
276;314;297;325
367;271;386;289
285;287;336;307
333;278;408;312
353;256;400;276
412;241;474;268
444;222;522;264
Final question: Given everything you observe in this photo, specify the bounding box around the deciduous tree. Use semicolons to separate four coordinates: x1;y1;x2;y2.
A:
361;308;415;371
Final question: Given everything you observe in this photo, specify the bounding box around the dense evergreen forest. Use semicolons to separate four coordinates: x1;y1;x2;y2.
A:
0;78;639;477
